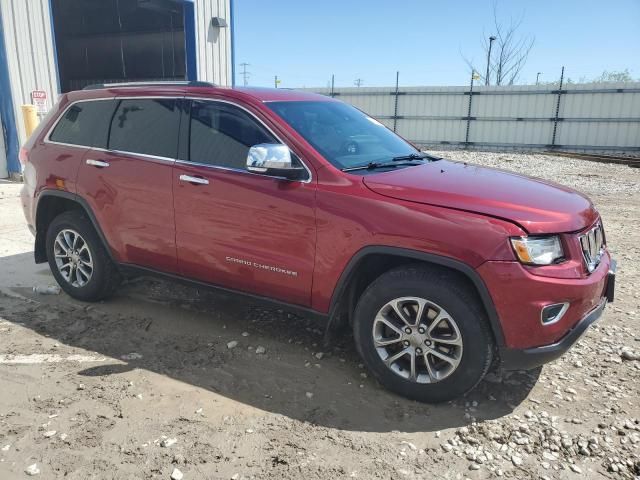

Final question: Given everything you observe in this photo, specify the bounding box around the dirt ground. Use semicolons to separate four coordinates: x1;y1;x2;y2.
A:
0;152;638;480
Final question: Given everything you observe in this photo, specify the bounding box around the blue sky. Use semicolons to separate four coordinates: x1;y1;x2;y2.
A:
233;0;640;88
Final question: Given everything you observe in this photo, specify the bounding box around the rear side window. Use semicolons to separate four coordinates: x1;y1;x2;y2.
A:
49;99;116;148
109;98;180;158
189;100;275;169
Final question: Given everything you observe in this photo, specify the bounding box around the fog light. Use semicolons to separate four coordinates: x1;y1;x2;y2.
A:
541;303;569;325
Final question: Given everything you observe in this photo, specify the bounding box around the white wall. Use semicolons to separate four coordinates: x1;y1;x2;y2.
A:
194;0;232;86
306;83;640;153
0;0;59;147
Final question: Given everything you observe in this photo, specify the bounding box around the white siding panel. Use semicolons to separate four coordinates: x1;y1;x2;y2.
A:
194;0;231;86
1;0;59;145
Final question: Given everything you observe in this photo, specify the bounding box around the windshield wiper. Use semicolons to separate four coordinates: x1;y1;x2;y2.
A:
392;152;441;161
341;160;423;172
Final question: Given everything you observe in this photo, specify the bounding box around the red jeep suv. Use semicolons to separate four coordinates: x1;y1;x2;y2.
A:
20;82;616;402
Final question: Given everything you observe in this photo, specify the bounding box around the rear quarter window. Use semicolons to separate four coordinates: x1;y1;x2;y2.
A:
49;99;116;148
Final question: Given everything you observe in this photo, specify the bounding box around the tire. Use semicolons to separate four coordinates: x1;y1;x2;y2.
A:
46;211;121;302
353;265;493;403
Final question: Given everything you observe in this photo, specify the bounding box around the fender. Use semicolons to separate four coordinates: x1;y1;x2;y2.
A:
34;189;116;264
327;246;506;347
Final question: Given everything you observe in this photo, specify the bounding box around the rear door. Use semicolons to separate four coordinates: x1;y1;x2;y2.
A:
172;99;316;306
76;96;181;273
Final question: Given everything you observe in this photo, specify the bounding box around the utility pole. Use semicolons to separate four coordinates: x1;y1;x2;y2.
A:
274;75;280;88
330;74;335;97
239;63;250;86
354;78;363;87
536;72;542;85
485;36;496;86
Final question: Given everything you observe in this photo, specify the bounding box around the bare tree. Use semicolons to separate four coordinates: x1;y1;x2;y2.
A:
463;2;535;85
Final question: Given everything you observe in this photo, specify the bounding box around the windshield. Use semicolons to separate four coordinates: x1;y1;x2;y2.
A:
266;101;419;170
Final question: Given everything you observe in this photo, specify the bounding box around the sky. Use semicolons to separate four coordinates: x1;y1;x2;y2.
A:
233;0;640;88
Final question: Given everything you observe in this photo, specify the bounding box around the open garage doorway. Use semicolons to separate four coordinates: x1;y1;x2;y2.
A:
51;0;189;92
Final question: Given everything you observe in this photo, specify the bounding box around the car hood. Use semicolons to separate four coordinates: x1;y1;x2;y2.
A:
362;160;597;234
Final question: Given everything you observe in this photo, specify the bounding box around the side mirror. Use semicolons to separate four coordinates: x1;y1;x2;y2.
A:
246;144;307;181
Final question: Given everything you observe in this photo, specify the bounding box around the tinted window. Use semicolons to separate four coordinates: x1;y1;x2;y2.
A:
109;98;180;158
49;99;116;148
189;100;275;169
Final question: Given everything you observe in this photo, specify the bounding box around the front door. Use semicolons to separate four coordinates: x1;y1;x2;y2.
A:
76;96;180;273
172;99;316;306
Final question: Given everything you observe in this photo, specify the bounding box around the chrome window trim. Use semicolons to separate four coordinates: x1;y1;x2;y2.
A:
44;95;313;184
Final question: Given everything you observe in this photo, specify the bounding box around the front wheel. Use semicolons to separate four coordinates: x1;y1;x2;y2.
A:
353;265;493;403
46;211;121;302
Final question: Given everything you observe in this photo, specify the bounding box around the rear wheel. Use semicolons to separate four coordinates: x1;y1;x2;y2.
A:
353;265;493;403
46;211;121;302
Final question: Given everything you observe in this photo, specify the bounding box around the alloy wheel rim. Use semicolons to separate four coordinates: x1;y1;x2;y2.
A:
372;297;463;384
53;229;93;288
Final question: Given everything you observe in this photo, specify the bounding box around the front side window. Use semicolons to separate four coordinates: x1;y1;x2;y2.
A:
109;98;180;158
49;99;116;148
188;100;275;169
266;101;418;170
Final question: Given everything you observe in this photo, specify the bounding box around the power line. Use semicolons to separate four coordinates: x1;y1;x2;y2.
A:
239;63;251;86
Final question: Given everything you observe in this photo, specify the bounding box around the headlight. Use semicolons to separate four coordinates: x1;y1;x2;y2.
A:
510;236;564;265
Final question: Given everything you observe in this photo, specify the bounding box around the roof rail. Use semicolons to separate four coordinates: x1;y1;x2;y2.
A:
82;81;216;90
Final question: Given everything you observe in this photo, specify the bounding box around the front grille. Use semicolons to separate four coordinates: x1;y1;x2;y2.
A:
579;223;605;273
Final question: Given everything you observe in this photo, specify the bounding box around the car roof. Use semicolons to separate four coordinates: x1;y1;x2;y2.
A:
71;83;333;104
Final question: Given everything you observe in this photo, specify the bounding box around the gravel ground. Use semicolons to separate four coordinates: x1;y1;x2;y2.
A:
0;152;638;479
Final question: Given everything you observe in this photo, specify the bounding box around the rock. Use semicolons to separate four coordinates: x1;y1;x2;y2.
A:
1;445;9;451
43;430;56;438
621;349;639;361
172;453;186;465
25;464;40;476
441;443;453;453
255;346;266;355
314;352;324;360
161;438;177;448
121;352;143;360
227;341;238;349
305;392;314;399
170;467;184;480
59;433;68;441
469;463;480;470
569;464;582;473
400;441;417;451
511;455;523;467
241;332;249;337
77;383;85;390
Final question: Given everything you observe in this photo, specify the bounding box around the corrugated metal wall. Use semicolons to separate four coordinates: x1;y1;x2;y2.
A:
0;0;59;147
194;0;231;86
307;83;640;153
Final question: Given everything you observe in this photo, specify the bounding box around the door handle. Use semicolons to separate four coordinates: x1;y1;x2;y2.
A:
179;174;209;185
86;159;110;168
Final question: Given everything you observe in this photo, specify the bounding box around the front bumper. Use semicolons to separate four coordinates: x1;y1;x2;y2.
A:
499;259;616;370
